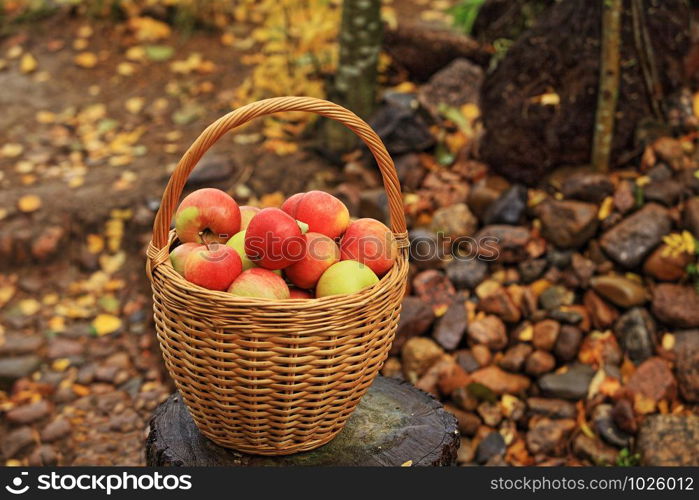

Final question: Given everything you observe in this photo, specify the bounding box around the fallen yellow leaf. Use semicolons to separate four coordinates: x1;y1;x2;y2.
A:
125;97;145;114
91;314;122;336
17;194;42;213
74;52;98;68
19;298;41;315
2;143;24;158
19;53;37;74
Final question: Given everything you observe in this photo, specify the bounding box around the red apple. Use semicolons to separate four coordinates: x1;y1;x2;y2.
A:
175;188;241;244
289;288;313;299
239;205;260;230
245;208;306;270
280;192;305;217
169;242;202;276
285;191;349;239
183;243;242;291
340;218;397;276
228;268;290;299
284;232;340;289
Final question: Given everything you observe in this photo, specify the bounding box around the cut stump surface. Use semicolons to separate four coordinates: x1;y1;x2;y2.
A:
146;376;459;466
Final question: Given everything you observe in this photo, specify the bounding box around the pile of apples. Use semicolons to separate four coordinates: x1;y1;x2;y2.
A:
169;188;397;299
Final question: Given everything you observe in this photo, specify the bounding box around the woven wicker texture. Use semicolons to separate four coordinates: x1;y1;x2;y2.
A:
146;96;409;455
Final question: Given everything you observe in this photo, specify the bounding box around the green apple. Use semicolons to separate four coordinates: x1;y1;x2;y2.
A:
316;260;379;297
226;230;255;271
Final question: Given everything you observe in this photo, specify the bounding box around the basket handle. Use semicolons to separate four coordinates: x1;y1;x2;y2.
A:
151;96;407;251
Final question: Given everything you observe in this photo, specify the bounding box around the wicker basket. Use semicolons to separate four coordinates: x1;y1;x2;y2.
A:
146;96;409;455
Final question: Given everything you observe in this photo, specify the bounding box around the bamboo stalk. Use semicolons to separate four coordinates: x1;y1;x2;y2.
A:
591;0;622;172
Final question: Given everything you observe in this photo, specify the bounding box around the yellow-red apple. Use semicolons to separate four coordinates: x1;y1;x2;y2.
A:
183;243;242;291
228;268;290;299
284;232;340;289
285;191;349;239
340;218;397;276
175;188;241;244
169;242;202;276
239;205;260;230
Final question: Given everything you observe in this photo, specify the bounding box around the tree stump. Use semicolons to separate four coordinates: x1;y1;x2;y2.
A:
146;376;459;466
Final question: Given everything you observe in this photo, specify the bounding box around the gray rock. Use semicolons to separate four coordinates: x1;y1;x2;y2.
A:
600;203;672;268
476;431;506;464
0;355;41;387
483;185;527;225
0;334;44;356
526;397;577;419
185;154;234;186
613;308;656;364
391;296;434;355
433;297;468;351
538;363;595;400
2;426;34;459
446;258;488;290
518;258;548;283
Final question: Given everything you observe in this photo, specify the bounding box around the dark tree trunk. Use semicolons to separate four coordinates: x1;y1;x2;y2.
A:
146;376;459;466
479;0;689;185
324;0;382;153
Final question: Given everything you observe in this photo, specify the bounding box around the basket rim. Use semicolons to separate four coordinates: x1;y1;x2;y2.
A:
148;232;409;311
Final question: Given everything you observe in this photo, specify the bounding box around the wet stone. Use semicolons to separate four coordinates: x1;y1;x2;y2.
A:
533;319;560;351
538;200;598;249
526;397;577;419
445;258;488;290
41;417;72;442
590;275;647;308
518;259;548;284
525;350;556;376
561;172;614;203
467;315;507;351
625;357;676;404
455;349;480;373
553;325;583;362
592;404;631;448
499;344;533;373
28;444;57;466
476;432;506;464
651;284;699;328
482;185;528;225
391;296;434;355
526;418;576;455
0;334;44;356
538;363;595;400
613;308;656;364
430;203;478;238
573;434;618;465
599;203;672;268
0;355;41;387
2;426;35;459
6;399;51;424
672;330;699;403
433;297;468;351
